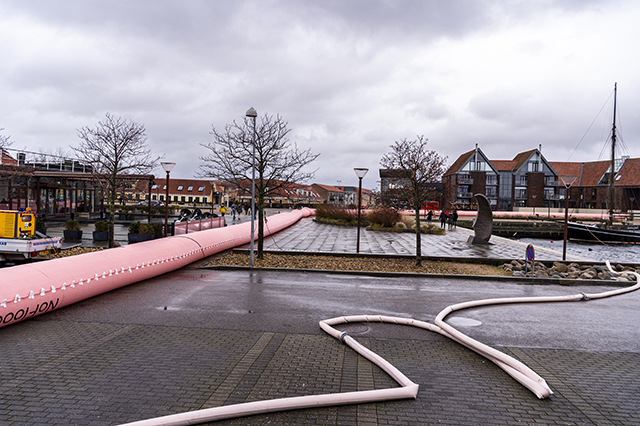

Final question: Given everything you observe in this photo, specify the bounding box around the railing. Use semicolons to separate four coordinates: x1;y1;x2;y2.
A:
174;217;225;235
456;192;473;198
457;177;473;184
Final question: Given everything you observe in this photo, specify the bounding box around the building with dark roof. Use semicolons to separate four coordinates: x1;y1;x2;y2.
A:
443;146;640;212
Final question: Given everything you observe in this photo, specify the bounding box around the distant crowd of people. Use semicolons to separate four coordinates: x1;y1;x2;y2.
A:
218;201;252;220
425;209;458;230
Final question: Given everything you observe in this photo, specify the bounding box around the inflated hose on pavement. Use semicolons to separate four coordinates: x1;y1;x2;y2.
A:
119;261;639;426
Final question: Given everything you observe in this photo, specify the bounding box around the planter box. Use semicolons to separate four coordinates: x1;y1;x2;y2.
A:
93;231;109;241
128;233;155;243
63;230;83;241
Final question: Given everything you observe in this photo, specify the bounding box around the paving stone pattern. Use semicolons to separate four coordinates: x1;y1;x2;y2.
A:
1;318;639;425
263;218;589;261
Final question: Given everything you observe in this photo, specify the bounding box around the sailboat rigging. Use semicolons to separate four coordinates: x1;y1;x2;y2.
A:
566;83;640;244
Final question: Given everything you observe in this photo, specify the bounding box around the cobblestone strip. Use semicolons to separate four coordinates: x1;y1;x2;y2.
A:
201;332;275;409
356;338;378;426
0;324;135;394
507;347;615;426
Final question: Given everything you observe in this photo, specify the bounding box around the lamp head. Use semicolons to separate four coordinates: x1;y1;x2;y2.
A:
161;162;176;173
354;168;369;179
246;107;257;118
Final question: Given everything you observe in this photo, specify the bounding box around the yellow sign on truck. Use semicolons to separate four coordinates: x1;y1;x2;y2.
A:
0;209;36;239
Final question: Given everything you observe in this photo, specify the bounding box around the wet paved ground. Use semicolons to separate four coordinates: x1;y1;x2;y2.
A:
258;217;591;261
1;215;639;425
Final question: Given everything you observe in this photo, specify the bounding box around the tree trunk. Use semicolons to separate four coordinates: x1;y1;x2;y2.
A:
108;185;117;248
257;197;265;259
414;203;422;267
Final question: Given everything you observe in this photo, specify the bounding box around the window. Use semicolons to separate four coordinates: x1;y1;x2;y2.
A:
173;196;179;202
527;161;539;172
152;195;157;200
457;174;472;184
486;174;498;185
180;196;185;202
515;188;527;199
544;188;555;199
515;175;527;186
198;186;205;192
151;184;158;190
202;197;207;203
195;197;200;203
160;195;164;201
177;186;183;191
188;196;193;202
187;186;193;191
163;185;167;190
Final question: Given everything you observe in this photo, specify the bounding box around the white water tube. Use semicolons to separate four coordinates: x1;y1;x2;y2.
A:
0;208;314;328
119;261;639;426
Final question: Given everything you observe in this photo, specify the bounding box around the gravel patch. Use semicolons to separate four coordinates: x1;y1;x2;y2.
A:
205;252;512;276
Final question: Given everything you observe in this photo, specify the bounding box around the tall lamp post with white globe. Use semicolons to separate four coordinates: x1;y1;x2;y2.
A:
354;168;368;253
246;107;257;266
161;162;175;237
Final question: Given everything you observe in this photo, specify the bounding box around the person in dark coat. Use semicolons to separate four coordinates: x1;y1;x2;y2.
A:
440;211;448;229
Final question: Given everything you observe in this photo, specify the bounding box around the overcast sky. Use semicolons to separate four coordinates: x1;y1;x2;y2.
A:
1;0;639;191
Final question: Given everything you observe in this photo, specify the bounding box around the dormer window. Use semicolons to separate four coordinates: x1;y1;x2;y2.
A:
187;186;193;191
177;186;184;191
198;186;205;192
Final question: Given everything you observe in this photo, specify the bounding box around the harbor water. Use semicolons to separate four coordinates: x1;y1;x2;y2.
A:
513;237;640;264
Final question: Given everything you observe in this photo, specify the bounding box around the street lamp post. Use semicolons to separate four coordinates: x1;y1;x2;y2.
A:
161;162;175;237
560;177;575;261
246;107;257;266
531;194;537;216
147;178;155;224
354;168;368;253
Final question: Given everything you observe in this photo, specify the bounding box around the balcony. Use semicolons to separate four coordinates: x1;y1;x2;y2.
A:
456;192;473;198
457;177;473;184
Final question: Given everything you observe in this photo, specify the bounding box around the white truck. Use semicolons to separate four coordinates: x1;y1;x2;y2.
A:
0;208;61;264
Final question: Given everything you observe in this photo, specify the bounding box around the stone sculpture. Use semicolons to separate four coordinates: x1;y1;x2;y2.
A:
467;193;493;244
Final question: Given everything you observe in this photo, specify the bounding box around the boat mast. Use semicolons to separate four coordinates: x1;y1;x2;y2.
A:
608;83;617;227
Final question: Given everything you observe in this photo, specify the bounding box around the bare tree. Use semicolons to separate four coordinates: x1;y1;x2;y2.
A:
198;113;319;259
73;113;162;248
380;135;447;266
0;128;13;150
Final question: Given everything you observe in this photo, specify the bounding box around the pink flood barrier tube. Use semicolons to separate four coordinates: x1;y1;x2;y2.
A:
0;208;314;328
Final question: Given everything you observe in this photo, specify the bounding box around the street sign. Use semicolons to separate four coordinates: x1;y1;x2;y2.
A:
526;244;535;262
526;244;535;276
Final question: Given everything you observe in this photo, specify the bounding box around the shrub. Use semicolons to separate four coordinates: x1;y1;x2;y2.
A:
128;222;141;234
64;220;81;231
94;221;109;232
366;207;401;228
139;224;155;234
315;204;357;223
394;222;407;230
152;224;163;235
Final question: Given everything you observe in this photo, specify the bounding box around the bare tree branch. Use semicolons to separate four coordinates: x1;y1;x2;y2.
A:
198;113;319;258
72;113;162;247
0;128;13;150
380;135;447;266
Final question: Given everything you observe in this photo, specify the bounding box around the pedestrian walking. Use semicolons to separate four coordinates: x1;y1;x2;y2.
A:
440;211;448;229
